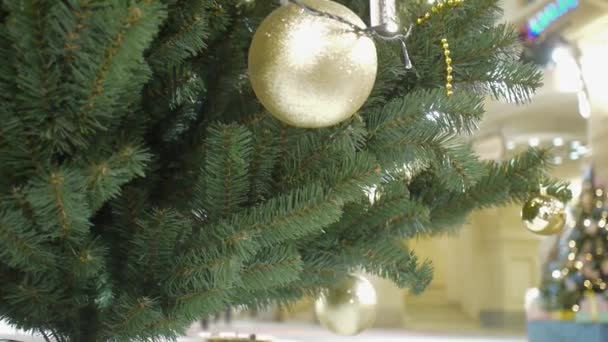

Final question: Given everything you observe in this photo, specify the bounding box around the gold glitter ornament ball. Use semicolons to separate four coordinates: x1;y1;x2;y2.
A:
248;0;378;128
315;274;377;336
521;194;566;236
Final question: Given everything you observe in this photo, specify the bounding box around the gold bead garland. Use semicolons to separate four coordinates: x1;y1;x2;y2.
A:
416;1;463;97
441;38;453;97
417;0;464;26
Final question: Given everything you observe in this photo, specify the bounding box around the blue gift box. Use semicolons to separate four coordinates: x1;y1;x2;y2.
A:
528;321;608;341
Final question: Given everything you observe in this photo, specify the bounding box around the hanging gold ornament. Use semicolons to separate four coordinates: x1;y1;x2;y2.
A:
248;0;378;128
521;194;566;235
314;274;377;336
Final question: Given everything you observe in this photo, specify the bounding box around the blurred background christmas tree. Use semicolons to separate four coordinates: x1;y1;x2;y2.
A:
541;169;608;313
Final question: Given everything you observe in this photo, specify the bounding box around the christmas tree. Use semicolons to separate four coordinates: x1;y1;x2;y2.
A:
0;0;568;340
541;170;608;312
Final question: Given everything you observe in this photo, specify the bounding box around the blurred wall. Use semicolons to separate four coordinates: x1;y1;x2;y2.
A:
398;205;544;328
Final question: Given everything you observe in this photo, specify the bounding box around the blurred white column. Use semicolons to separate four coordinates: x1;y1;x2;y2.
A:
583;44;608;178
589;114;608;178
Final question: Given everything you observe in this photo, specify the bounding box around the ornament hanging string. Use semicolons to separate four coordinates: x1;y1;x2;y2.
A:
287;0;413;69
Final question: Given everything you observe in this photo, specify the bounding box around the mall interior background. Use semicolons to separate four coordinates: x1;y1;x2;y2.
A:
235;0;608;337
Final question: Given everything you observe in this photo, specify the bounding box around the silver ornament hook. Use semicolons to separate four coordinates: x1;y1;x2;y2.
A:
286;0;413;70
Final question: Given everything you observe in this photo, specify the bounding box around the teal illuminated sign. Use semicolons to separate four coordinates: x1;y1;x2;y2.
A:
527;0;579;39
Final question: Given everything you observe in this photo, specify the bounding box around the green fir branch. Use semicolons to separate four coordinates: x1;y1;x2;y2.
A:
74;1;167;141
247;115;281;202
26;169;91;242
101;296;166;341
0;209;56;272
240;246;303;291
193;123;253;220
245;185;344;247
84;143;152;211
0;0;556;339
128;209;186;285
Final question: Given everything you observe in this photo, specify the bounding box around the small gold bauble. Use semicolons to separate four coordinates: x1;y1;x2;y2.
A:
441;38;448;43
447;66;453;73
438;2;445;8
446;83;453;90
447;75;453;82
424;12;431;19
521;194;566;235
442;43;449;49
447;90;454;97
417;18;424;24
445;57;452;64
444;50;451;57
248;0;377;128
432;6;438;12
315;274;377;336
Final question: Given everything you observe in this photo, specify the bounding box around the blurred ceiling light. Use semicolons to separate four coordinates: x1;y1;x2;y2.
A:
529;137;540;147
552;46;574;64
570;152;580;160
554;156;563;165
577;145;589;155
524;288;540;310
552;137;564;147
506;140;516;150
572;140;581;148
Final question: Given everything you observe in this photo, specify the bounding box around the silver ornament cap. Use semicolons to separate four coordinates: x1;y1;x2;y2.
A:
370;0;400;36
